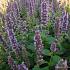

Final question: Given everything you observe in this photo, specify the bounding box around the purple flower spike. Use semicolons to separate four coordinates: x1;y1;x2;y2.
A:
50;40;59;52
50;41;57;52
27;0;35;16
6;2;12;13
12;1;19;18
41;0;49;25
34;30;44;65
5;13;20;56
21;63;28;70
17;62;28;70
55;18;61;38
61;9;69;32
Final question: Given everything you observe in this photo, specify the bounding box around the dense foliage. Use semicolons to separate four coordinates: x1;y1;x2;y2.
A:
0;0;70;70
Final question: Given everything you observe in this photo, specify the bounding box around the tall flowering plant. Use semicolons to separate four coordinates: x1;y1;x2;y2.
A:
17;62;28;70
55;17;61;38
27;0;35;16
34;30;44;65
12;1;27;33
5;12;20;56
12;1;19;18
61;9;69;33
6;1;27;32
6;1;18;29
8;55;28;70
41;0;49;25
55;59;68;70
51;0;55;23
50;39;59;52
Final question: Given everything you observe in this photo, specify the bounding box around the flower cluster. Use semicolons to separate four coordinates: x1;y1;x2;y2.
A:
17;62;28;70
51;0;54;15
55;59;68;70
5;13;20;56
51;0;55;22
27;0;35;16
11;1;19;18
61;9;69;33
41;0;49;25
50;40;59;52
8;56;28;70
55;17;61;38
6;1;18;29
7;1;27;33
34;30;44;65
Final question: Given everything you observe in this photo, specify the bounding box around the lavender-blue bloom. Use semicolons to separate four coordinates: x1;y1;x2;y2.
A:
27;0;35;16
62;12;68;32
5;12;20;56
50;41;57;52
41;0;49;25
50;40;59;52
17;63;28;70
34;30;44;65
51;0;55;22
12;1;19;18
21;63;28;70
61;9;69;32
55;18;61;38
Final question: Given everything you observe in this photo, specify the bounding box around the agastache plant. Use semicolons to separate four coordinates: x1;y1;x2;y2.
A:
12;1;27;33
55;17;61;38
61;9;69;33
27;0;35;16
51;0;54;16
34;29;44;65
51;0;55;23
55;59;68;70
6;1;17;29
6;1;27;32
50;39;59;52
41;0;49;25
17;62;28;70
12;1;19;18
22;46;30;68
5;12;20;56
10;1;20;27
8;56;28;70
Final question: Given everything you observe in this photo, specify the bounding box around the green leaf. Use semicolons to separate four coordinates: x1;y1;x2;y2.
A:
47;36;55;44
26;44;35;51
41;66;49;70
32;66;40;70
43;49;52;56
49;55;61;66
41;31;47;40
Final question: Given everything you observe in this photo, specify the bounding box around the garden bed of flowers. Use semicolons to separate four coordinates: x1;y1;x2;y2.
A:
0;0;70;70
